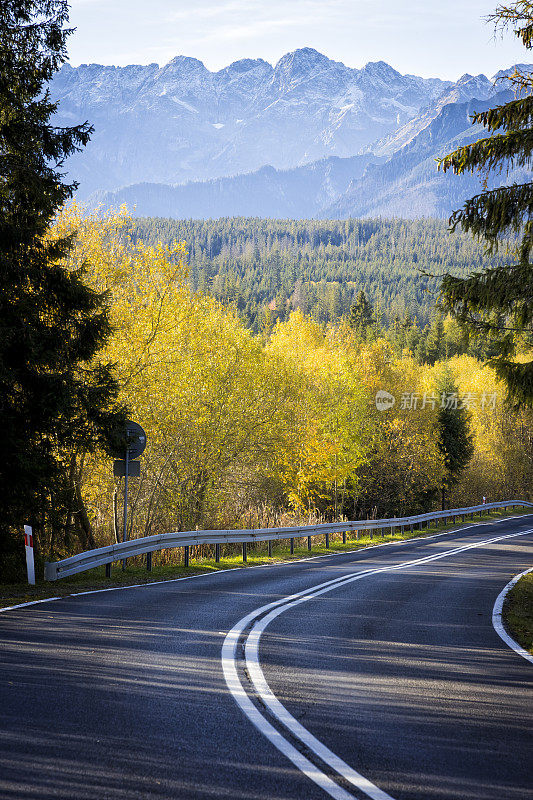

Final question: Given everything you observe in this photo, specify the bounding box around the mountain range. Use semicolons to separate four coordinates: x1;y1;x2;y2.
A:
51;50;530;219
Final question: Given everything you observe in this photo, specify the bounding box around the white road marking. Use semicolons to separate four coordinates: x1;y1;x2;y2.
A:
492;566;533;665
0;596;62;611
223;528;533;800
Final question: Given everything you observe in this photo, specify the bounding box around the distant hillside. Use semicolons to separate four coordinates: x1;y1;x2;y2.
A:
90;155;378;219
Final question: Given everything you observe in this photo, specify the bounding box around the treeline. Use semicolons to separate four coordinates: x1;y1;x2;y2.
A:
131;216;506;333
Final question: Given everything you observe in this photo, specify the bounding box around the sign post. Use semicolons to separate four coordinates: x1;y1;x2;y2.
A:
112;420;147;571
24;525;35;585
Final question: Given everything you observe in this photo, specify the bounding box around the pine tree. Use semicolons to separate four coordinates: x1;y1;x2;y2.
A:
425;314;445;365
0;1;125;578
438;2;533;404
435;368;475;509
349;290;374;334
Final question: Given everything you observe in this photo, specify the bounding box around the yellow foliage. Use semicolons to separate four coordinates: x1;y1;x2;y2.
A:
47;207;533;546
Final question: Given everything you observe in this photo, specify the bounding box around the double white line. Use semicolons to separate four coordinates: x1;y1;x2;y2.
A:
222;528;532;800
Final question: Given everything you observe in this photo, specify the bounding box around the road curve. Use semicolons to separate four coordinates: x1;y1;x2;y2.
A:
1;515;532;800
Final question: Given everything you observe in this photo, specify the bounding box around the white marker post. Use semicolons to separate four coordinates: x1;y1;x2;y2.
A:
24;525;36;585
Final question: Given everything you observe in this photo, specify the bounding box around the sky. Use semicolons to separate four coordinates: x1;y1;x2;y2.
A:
67;0;528;81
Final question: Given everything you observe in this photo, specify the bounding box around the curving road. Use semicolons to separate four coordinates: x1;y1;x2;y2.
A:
1;515;532;800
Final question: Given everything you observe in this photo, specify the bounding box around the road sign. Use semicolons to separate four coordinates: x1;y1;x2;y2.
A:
113;459;141;478
124;420;147;459
110;420;147;459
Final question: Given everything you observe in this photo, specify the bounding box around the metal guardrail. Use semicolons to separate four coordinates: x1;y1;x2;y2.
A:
44;500;533;581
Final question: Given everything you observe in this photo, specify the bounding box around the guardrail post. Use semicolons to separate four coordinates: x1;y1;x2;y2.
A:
268;540;272;557
242;542;247;562
290;537;294;555
325;531;330;548
105;562;111;578
215;543;220;563
400;525;404;535
146;551;152;572
462;514;465;522
184;545;189;568
342;531;346;544
307;535;312;551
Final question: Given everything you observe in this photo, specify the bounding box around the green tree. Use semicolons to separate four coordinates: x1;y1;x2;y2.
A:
349;290;375;336
438;2;533;404
0;0;125;578
435;368;475;509
425;314;445;365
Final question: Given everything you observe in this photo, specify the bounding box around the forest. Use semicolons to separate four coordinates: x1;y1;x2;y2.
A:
22;204;530;572
132;216;507;332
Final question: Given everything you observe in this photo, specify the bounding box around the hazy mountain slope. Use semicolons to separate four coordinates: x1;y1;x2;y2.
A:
322;87;530;219
368;65;531;158
90;154;379;218
51;48;450;197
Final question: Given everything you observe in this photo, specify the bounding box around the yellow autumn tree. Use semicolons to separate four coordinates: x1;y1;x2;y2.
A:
268;310;372;514
50;204;298;543
438;356;533;505
352;337;446;516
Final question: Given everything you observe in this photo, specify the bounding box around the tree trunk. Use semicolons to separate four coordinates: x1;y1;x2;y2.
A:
72;455;97;551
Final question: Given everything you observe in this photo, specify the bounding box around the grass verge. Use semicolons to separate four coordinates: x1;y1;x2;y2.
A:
503;570;533;655
1;508;531;610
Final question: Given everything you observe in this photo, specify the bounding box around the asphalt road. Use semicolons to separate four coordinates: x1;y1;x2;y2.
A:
1;515;532;800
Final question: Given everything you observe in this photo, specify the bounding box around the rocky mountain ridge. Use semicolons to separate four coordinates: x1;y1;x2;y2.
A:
52;48;451;196
53;50;530;218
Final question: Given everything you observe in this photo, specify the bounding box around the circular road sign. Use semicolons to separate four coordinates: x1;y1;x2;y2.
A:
124;420;147;459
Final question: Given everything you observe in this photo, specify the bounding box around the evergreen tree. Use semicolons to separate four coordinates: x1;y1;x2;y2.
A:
438;2;533;403
349;290;374;334
425;314;445;364
435;368;475;509
0;0;125;578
